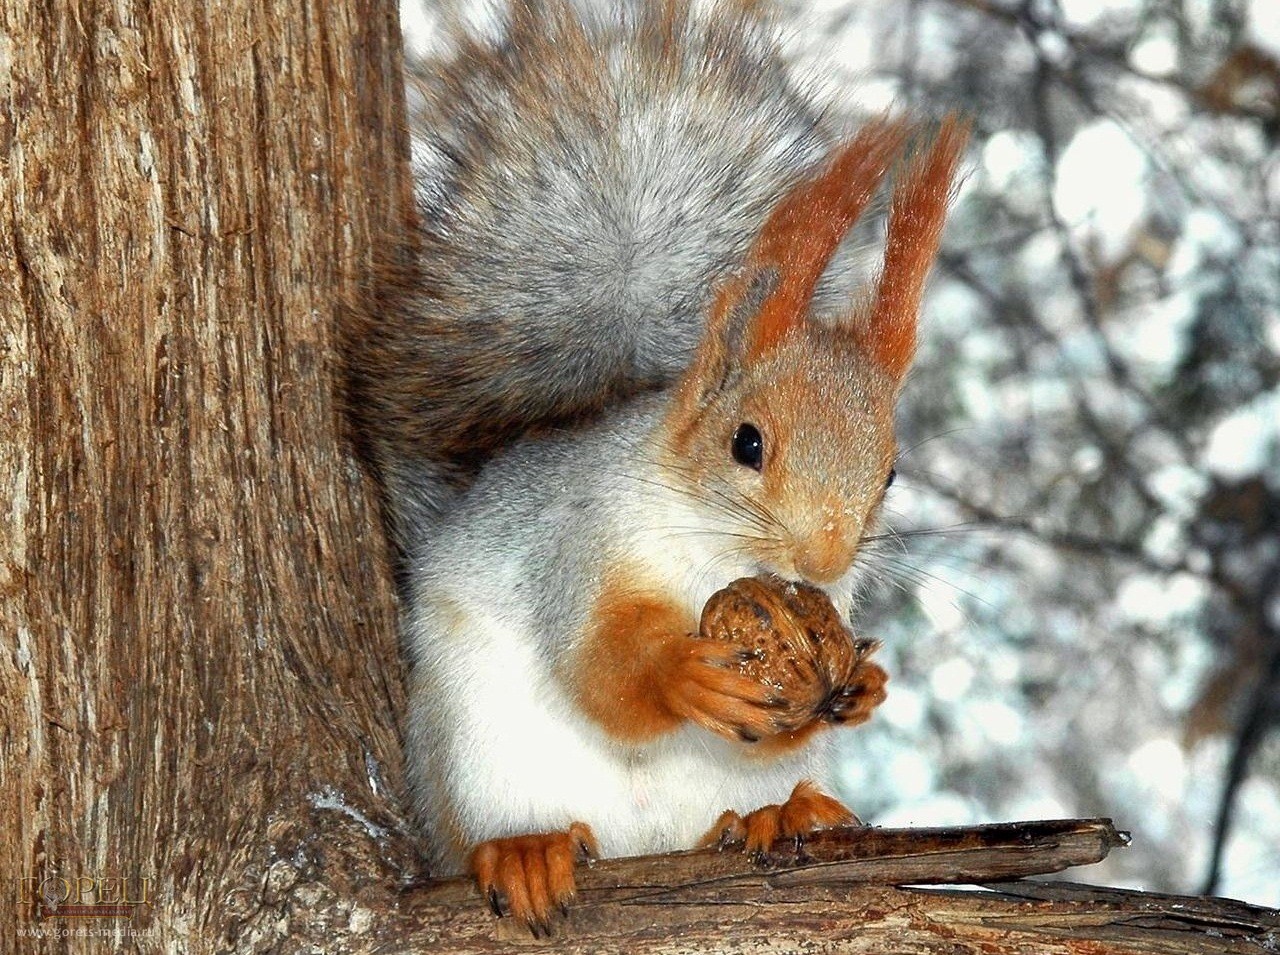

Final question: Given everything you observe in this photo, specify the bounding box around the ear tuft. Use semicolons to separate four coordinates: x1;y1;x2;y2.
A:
737;118;912;360
858;114;971;381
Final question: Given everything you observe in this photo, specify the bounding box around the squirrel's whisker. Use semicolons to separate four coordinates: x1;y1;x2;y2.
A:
893;426;973;462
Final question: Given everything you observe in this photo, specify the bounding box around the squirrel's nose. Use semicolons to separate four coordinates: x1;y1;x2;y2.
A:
793;533;858;585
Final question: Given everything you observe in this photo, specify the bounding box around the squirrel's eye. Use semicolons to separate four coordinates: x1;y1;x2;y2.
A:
731;423;764;471
885;467;897;489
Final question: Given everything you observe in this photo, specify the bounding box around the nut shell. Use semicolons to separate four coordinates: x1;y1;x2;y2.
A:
699;576;887;731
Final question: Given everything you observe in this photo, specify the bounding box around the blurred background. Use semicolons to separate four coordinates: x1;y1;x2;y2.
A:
402;0;1280;906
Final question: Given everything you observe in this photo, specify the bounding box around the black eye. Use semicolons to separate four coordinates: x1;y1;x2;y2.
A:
731;423;764;471
885;467;897;489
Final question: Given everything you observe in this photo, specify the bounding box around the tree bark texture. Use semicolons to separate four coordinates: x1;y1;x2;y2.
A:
1;1;414;951
405;876;1279;955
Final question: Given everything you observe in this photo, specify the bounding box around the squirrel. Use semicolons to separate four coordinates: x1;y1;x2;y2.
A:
343;0;968;934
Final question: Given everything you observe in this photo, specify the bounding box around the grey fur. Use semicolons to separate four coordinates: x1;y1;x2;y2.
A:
404;395;667;671
347;2;845;559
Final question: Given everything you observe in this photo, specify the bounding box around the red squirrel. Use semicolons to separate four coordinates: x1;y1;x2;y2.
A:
344;0;967;934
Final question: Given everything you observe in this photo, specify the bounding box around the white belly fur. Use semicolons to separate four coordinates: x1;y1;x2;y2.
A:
405;601;827;874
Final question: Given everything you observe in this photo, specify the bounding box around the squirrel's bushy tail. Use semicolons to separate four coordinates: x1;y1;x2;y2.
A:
343;1;843;559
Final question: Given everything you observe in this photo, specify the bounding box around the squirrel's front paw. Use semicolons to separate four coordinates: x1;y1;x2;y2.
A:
469;823;598;936
818;654;888;727
659;636;793;742
698;780;856;860
700;576;889;731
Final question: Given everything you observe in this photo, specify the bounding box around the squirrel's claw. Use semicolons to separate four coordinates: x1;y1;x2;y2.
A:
572;822;599;863
486;887;505;917
698;809;747;851
469;823;597;934
698;781;855;862
820;660;889;727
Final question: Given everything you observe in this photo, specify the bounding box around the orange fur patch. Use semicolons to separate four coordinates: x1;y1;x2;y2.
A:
751;719;826;757
469;822;598;931
572;572;698;741
573;568;788;743
665;120;914;449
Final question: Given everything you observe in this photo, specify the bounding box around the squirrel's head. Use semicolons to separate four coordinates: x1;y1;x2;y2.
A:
662;116;969;589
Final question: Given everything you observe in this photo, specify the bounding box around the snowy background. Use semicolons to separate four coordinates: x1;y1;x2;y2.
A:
402;0;1280;906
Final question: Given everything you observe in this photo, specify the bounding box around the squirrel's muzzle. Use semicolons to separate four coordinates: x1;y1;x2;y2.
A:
792;520;860;585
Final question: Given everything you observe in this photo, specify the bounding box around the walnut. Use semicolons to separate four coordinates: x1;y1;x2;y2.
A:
699;576;888;732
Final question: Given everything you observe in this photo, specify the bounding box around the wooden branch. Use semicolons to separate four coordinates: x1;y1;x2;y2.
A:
374;820;1276;954
411;817;1129;906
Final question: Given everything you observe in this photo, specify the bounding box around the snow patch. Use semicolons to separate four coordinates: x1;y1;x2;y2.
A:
1203;390;1280;480
1115;573;1209;625
1130;29;1179;76
308;788;389;842
1248;0;1280;60
1054;121;1149;263
1128;738;1187;800
930;657;975;703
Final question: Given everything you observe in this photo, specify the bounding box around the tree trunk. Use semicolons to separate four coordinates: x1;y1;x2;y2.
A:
1;0;415;951
3;2;1278;954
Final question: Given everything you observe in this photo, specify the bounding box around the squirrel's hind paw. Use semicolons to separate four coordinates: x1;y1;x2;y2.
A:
698;781;857;861
469;823;598;936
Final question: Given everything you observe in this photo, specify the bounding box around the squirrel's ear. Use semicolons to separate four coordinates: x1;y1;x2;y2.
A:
845;114;970;383
736;118;911;362
671;121;909;420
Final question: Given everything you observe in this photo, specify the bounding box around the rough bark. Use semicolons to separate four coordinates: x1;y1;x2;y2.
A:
3;2;1278;954
401;875;1280;954
1;0;414;952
